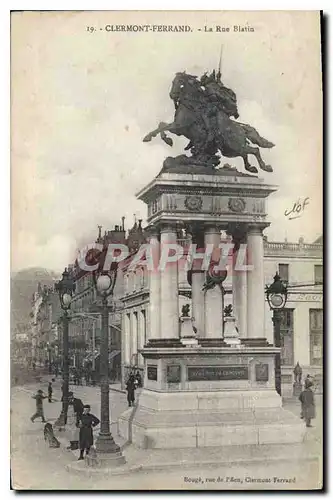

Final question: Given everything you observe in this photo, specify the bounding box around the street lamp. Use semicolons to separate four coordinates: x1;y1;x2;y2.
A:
92;266;125;465
54;268;75;428
266;272;288;396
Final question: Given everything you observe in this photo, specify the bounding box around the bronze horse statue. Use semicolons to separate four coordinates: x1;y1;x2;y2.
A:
143;72;274;174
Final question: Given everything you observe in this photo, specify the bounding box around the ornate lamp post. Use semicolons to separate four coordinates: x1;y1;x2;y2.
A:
54;268;75;428
266;272;288;396
92;267;125;465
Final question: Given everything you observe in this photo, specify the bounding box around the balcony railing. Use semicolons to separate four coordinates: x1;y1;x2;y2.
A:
264;241;322;257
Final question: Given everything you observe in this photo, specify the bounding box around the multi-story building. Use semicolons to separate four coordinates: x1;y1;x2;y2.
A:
120;233;323;395
31;284;62;368
263;235;323;396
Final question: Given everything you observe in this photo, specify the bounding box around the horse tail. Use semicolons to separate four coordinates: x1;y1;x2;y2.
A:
238;123;275;148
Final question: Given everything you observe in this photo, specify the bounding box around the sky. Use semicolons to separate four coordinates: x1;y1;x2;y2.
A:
11;10;322;272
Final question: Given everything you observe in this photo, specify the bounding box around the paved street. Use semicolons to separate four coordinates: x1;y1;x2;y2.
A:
10;379;323;490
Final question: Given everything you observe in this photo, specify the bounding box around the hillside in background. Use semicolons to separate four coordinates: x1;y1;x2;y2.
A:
11;267;60;335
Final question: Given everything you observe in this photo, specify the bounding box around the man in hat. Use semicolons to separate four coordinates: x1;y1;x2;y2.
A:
77;405;100;460
31;389;47;423
299;379;316;428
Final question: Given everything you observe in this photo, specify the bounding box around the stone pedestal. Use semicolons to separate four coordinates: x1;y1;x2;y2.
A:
118;166;306;453
118;345;305;449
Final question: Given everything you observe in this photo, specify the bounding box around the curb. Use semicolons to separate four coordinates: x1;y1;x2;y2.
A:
109;387;126;394
65;451;320;477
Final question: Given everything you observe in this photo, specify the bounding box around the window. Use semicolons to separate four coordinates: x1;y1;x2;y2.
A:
309;309;323;365
314;265;323;285
280;309;294;365
278;263;289;283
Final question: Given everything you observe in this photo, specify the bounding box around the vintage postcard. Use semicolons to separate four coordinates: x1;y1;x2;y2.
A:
11;10;323;490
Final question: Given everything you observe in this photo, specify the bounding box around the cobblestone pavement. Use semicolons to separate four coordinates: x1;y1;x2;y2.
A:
10;381;323;491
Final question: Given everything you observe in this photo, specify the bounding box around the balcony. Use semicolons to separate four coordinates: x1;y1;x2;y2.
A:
264;241;322;258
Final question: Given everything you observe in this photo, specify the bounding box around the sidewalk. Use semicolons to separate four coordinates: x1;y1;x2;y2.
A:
67;438;321;482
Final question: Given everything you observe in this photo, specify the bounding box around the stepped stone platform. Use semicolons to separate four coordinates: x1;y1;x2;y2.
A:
118;389;305;449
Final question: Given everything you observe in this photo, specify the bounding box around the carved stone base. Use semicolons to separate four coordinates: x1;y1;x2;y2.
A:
95;433;122;454
86;448;126;468
85;434;126;468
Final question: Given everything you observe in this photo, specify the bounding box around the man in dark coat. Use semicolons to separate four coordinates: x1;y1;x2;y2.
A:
77;405;100;460
126;375;136;407
31;389;47;423
299;379;316;427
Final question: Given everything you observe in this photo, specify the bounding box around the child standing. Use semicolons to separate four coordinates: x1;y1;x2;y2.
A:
31;389;47;423
299;379;316;428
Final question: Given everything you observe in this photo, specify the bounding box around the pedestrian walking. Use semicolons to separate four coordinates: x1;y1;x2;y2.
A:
299;379;316;427
135;370;142;388
126;374;136;407
47;382;53;403
32;361;36;372
31;389;47;423
77;405;100;460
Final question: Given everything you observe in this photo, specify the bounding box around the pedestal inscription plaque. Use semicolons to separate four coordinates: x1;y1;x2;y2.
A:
167;365;181;383
187;365;248;381
255;363;269;382
147;365;157;381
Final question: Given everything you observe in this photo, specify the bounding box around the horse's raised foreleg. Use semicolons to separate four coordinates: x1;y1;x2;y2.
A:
160;130;173;147
143;121;172;143
246;146;273;173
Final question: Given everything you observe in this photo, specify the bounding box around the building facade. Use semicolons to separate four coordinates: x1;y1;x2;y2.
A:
68;221;129;380
263;236;323;396
31;284;62;368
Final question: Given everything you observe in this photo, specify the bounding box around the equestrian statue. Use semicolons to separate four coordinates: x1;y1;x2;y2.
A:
143;68;274;174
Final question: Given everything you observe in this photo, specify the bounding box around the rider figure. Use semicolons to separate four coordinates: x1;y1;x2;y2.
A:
195;70;239;150
201;71;239;119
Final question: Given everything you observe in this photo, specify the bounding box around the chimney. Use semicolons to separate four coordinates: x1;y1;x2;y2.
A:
121;216;125;231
